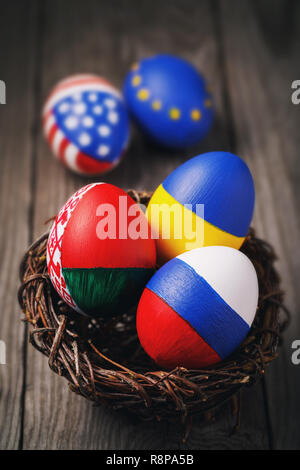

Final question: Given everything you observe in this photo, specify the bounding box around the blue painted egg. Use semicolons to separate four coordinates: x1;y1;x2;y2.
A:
137;246;259;369
123;54;214;148
146;151;255;263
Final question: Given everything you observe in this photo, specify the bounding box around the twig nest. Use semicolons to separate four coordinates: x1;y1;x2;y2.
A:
18;192;288;421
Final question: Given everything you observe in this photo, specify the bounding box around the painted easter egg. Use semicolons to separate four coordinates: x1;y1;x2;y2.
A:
146;151;255;263
43;74;130;175
137;246;259;369
123;54;214;148
47;183;156;317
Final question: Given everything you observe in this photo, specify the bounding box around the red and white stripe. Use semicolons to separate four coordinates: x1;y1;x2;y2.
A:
43;74;122;116
43;109;113;175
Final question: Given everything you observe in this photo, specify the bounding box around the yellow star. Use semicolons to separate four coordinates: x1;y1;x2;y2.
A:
137;88;150;101
169;108;181;120
152;100;162;111
191;109;202;121
205;98;213;108
132;75;142;87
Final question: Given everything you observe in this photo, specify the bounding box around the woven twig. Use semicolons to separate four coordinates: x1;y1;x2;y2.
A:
18;191;289;421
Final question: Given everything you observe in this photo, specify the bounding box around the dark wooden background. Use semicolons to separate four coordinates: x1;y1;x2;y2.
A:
0;0;300;450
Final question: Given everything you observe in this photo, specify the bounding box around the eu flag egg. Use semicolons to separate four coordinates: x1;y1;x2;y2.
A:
146;151;255;263
137;246;259;369
123;54;214;148
47;183;156;317
43;74;130;175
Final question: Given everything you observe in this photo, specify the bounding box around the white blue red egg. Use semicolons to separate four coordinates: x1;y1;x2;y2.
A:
137;246;259;369
123;54;214;148
43;74;130;175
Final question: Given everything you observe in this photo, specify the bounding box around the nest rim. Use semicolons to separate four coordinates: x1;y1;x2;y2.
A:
18;190;289;422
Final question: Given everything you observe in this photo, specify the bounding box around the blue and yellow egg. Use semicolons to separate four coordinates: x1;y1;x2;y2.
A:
123;54;214;148
146;151;255;263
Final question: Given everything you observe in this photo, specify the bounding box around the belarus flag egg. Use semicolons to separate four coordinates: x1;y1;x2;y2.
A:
47;183;156;317
43;74;130;175
137;246;259;369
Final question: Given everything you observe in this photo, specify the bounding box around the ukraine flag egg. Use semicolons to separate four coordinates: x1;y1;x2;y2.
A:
123;54;214;148
47;183;156;317
137;246;259;369
146;151;255;263
43;74;130;175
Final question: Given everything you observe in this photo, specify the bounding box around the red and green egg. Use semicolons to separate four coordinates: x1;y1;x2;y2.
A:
47;183;156;317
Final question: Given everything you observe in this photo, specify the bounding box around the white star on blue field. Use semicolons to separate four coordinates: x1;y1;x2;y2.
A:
54;90;129;163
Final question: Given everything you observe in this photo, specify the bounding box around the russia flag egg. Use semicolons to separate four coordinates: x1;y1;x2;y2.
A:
43;74;130;175
146;151;255;263
123;54;214;148
137;246;259;369
47;183;156;317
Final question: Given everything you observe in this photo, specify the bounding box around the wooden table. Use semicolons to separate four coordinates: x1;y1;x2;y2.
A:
1;0;300;450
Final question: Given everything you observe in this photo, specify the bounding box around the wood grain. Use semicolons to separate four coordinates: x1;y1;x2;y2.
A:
0;1;39;449
219;0;300;449
1;0;298;450
21;0;271;450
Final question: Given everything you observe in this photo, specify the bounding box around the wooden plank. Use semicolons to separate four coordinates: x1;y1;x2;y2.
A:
23;0;270;449
219;0;300;449
0;1;39;449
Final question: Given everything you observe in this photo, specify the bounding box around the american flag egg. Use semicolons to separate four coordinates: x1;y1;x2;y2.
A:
137;246;259;369
43;74;130;175
123;54;214;148
46;183;156;317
